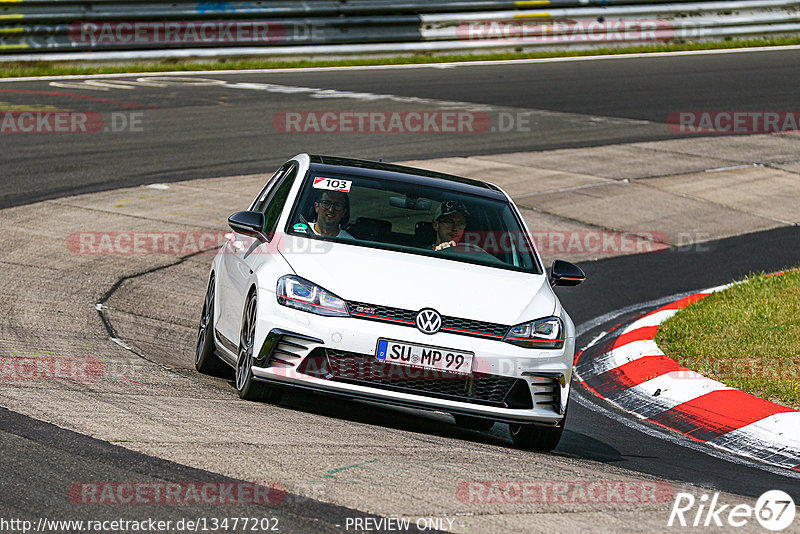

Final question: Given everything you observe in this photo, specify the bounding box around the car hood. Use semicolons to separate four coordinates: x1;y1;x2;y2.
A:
279;236;554;325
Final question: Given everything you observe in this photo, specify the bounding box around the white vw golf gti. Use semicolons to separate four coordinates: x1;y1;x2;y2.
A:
196;154;584;451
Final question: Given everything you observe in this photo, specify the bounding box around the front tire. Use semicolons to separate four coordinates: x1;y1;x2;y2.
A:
195;275;229;377
235;291;283;403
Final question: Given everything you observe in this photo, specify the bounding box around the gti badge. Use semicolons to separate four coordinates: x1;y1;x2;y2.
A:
415;308;442;334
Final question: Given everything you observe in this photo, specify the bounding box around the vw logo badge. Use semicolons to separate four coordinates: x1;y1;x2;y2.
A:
415;308;442;334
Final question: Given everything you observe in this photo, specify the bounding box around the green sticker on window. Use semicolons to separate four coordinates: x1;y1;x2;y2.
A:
293;223;308;232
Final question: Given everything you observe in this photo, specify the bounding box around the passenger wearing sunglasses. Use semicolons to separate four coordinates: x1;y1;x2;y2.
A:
432;200;469;251
311;191;354;239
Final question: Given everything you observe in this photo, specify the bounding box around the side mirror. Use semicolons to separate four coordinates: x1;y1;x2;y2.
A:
550;259;585;287
228;211;268;242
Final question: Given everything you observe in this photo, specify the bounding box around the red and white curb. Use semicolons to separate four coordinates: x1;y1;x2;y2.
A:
575;283;800;470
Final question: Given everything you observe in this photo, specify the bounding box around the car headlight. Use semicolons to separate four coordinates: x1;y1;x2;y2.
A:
276;275;349;317
504;316;564;349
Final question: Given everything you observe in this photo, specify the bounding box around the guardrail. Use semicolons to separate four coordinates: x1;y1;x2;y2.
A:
422;1;800;50
1;0;798;60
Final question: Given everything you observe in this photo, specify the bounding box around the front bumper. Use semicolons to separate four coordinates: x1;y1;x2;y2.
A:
251;295;574;425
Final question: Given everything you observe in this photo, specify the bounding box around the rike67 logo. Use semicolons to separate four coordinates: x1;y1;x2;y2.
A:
668;490;796;531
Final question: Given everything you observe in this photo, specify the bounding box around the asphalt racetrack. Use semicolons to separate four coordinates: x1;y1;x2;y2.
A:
1;48;799;533
3;47;800;208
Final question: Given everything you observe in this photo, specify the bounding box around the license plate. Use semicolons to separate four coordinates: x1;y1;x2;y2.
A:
376;339;474;375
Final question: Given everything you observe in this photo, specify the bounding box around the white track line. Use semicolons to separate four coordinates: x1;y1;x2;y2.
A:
1;45;800;83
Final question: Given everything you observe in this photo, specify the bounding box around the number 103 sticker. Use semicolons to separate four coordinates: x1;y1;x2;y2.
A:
313;177;352;192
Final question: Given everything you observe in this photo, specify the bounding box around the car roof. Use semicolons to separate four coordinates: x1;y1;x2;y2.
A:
307;154;507;200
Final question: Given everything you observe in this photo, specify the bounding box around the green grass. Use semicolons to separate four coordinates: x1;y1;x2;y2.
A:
2;35;800;78
655;270;800;410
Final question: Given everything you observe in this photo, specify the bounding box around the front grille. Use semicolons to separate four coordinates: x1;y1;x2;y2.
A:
297;349;532;409
440;316;507;338
348;302;416;325
347;301;509;340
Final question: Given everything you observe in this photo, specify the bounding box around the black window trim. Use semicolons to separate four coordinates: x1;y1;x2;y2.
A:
260;162;298;242
249;166;288;213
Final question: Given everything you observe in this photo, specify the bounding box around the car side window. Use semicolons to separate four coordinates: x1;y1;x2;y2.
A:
262;165;297;239
250;167;286;213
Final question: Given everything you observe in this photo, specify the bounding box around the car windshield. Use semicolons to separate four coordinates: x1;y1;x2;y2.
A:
286;171;542;274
